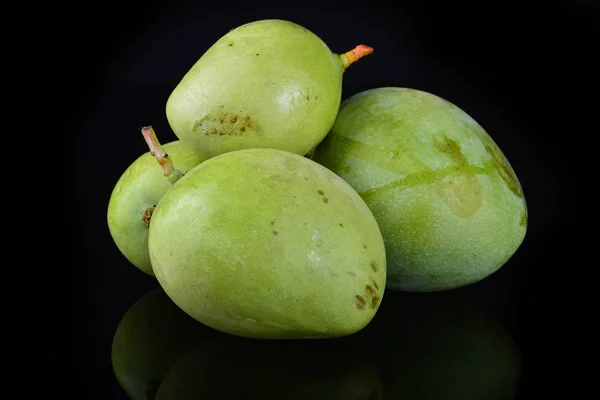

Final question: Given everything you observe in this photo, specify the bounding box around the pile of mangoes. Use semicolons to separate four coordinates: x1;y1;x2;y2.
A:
107;19;528;340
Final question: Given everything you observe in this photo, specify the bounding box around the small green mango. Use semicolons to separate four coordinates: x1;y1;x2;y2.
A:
166;19;372;160
155;335;383;399
107;140;205;275
111;287;217;400
313;87;527;291
148;148;386;339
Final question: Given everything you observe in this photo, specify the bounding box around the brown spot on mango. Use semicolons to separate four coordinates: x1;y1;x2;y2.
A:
471;125;523;198
323;197;329;203
193;108;260;136
370;296;379;309
366;285;376;297
520;210;528;227
484;143;524;198
434;136;468;166
355;295;366;310
370;261;379;272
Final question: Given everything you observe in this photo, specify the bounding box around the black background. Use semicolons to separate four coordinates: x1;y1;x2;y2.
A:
64;0;596;398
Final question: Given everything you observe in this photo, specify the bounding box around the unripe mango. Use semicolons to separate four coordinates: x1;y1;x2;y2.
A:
313;87;527;291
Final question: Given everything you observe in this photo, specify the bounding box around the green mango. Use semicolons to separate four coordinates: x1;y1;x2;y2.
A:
155;335;383;399
107;139;205;276
111;287;217;400
313;87;527;291
166;19;373;160
366;291;522;399
148;148;387;339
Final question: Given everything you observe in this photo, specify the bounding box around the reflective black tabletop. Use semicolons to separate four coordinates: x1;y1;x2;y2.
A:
75;264;536;399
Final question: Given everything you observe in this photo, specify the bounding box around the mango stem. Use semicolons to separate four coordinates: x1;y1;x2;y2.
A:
339;45;374;70
141;126;183;184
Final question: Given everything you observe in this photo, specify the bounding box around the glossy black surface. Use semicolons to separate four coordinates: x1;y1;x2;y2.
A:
68;1;596;398
103;285;525;400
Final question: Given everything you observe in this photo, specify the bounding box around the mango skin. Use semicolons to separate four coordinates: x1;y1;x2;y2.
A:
107;141;205;276
313;87;527;291
148;148;387;339
166;19;344;160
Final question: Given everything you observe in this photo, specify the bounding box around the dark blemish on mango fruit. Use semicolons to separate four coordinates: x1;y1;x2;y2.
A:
355;295;366;310
306;95;310;101
339;223;344;228
141;205;155;227
348;272;356;278
484;142;524;198
272;230;278;236
372;280;379;290
228;42;234;46
194;109;258;136
362;244;367;249
323;197;329;203
434;136;467;166
256;53;260;56
370;296;379;309
317;190;324;195
370;261;379;272
366;285;376;297
270;219;276;226
520;210;528;227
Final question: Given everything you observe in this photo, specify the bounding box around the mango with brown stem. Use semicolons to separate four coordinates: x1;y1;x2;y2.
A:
166;19;373;159
145;127;387;339
107;132;206;276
